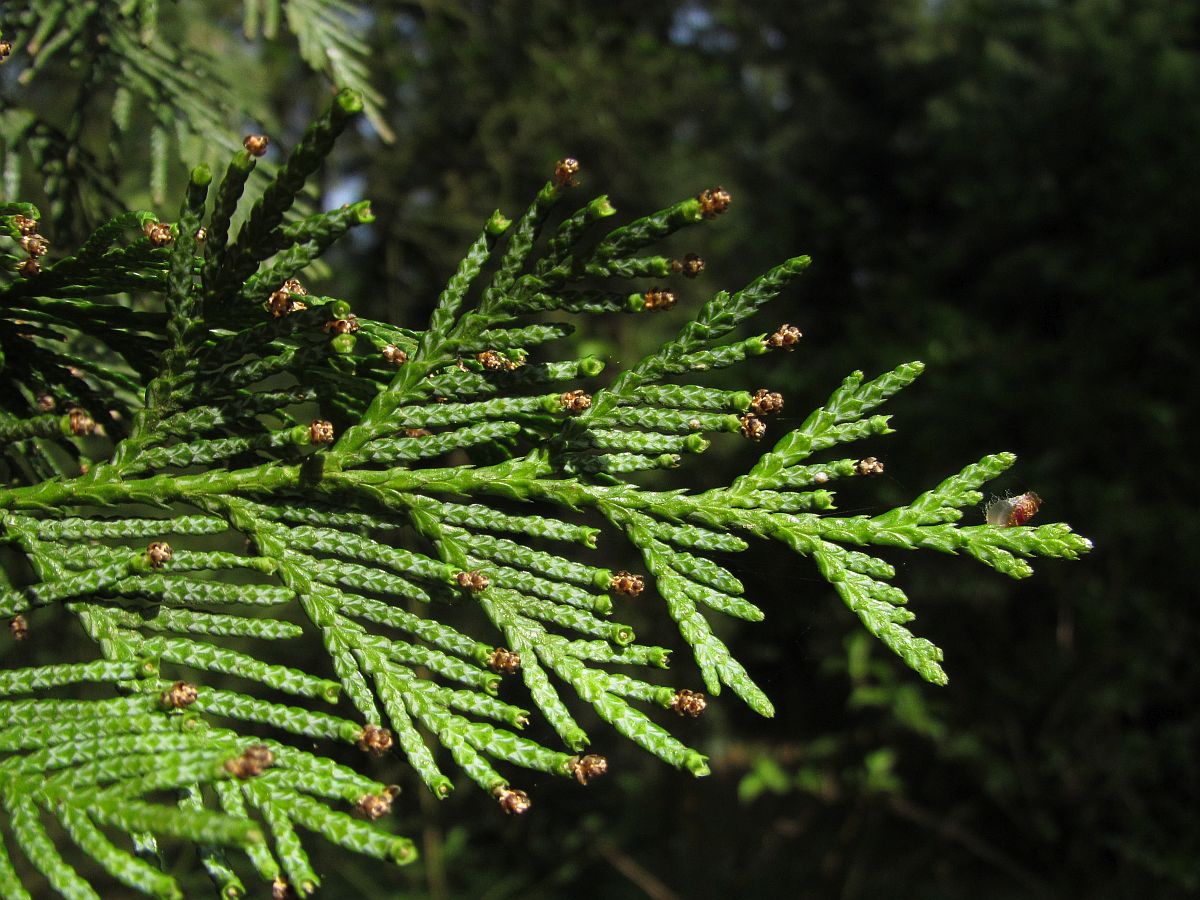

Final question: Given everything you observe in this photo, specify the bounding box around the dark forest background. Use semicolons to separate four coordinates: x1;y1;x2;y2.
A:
5;1;1197;896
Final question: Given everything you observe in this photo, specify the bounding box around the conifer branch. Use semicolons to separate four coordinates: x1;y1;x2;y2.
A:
0;89;1091;896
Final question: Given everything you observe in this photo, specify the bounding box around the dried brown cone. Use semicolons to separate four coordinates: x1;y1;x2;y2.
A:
566;754;608;785
357;724;394;756
750;389;784;416
487;647;521;674
739;413;767;441
856;456;885;477
643;287;676;311
280;278;307;296
559;389;592;413
670;689;707;717
19;234;48;257
243;134;270;157
767;323;802;350
36;393;55;412
671;252;705;278
697;186;732;219
493;785;531;815
161;680;199;709
382;344;409;366
67;407;95;436
224;744;274;779
553;157;581;188
355;791;395;821
10;614;28;642
309;419;335;444
609;571;645;597
456;570;490;592
144;220;174;247
16;258;40;277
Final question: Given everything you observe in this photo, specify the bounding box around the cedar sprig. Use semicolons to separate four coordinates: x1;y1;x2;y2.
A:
0;90;1091;897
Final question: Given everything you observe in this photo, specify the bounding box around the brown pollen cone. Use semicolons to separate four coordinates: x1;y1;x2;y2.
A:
697;186;732;219
456;570;490;592
147;541;173;567
357;724;394;756
224;744;274;778
309;419;335;444
161;680;198;709
670;689;707;717
493;785;531;815
750;389;784;416
567;754;608;785
553;157;581;187
243;134;270;156
559;389;592;412
767;323;802;350
487;647;521;674
856;456;885;477
609;571;645;597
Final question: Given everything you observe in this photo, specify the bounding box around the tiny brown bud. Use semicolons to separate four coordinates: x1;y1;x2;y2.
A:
404;427;432;438
357;724;394;756
382;344;409;366
36;393;56;412
243;134;270;156
356;792;394;821
143;220;173;247
147;541;173;567
750;389;784;416
68;408;95;436
697;186;732;219
559;389;592;413
671;252;705;278
194;226;207;242
0;41;13;62
323;316;359;335
20;234;48;257
487;647;521;674
856;456;885;477
566;754;608;785
643;287;676;311
11;215;39;236
271;879;293;900
161;680;198;709
670;689;707;717
610;571;645;597
224;744;274;779
767;323;802;350
280;278;307;296
309;419;335;444
553;157;581;187
739;413;767;440
16;258;40;277
10;614;28;642
456;570;490;592
493;785;531;815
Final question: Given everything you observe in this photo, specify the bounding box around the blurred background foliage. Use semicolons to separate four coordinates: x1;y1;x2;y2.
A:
2;0;1196;896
